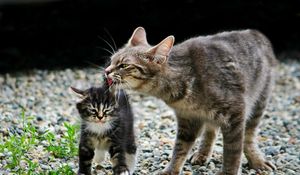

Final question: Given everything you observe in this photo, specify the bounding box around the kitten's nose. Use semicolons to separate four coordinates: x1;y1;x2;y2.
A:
98;116;103;120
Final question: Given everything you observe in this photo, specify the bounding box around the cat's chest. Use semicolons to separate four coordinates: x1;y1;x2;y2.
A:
90;136;111;151
84;121;114;136
168;98;222;123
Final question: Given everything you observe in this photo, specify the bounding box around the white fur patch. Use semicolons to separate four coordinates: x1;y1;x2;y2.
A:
93;149;106;163
125;153;136;175
120;171;130;175
85;121;114;136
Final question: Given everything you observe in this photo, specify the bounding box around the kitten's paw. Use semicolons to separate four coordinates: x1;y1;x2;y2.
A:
113;166;130;175
190;152;209;165
77;172;91;175
119;171;130;175
249;159;276;171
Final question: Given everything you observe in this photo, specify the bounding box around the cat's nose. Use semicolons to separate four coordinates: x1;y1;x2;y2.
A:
104;66;112;75
98;116;103;120
104;68;110;74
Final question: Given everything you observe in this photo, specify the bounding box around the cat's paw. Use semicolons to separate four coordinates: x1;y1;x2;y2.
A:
113;166;130;175
215;171;224;175
156;171;179;175
119;171;130;175
77;172;91;175
249;159;276;172
190;152;209;165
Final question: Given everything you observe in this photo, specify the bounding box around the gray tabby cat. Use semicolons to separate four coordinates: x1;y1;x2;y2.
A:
104;27;277;175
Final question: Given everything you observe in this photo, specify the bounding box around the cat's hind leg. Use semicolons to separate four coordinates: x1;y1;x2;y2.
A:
190;123;218;165
158;117;203;175
244;82;276;171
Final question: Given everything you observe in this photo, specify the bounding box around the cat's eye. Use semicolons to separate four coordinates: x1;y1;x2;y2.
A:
90;109;97;114
103;108;113;115
119;64;129;69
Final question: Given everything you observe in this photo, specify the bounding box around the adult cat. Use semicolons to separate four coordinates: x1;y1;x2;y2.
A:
104;27;277;175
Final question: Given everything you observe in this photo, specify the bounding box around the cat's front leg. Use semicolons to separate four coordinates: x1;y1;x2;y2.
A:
190;124;218;165
109;143;131;175
78;141;95;175
217;113;245;175
158;117;203;175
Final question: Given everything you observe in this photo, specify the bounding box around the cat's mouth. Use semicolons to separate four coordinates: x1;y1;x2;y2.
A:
107;77;113;86
95;116;106;123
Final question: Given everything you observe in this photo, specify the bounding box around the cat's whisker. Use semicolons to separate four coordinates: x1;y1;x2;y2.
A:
97;35;116;54
122;80;134;92
103;27;117;51
97;46;114;56
187;89;202;96
84;61;105;70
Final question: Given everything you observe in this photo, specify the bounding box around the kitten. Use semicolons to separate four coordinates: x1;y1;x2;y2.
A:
71;83;136;175
104;27;277;175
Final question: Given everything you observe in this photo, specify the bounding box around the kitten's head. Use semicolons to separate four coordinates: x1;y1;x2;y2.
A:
71;86;117;124
104;27;174;91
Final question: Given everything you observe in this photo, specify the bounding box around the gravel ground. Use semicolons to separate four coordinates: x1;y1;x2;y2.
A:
0;59;299;175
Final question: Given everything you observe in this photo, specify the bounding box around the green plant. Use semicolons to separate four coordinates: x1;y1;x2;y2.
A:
0;110;79;174
48;164;75;175
45;122;79;158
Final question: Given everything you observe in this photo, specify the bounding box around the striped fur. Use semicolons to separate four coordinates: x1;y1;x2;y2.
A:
105;27;277;175
72;85;137;175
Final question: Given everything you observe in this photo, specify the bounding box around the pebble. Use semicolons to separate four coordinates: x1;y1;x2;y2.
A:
0;60;299;174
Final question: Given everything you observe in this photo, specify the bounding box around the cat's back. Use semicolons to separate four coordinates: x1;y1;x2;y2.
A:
169;29;277;118
184;29;276;66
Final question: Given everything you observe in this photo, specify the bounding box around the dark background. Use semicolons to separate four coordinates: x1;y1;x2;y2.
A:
1;0;300;73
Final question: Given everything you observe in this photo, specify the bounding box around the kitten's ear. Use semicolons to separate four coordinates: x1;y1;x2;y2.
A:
70;86;86;99
128;27;148;46
147;35;174;64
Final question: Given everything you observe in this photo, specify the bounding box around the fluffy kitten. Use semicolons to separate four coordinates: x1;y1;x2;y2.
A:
71;84;136;175
104;27;277;175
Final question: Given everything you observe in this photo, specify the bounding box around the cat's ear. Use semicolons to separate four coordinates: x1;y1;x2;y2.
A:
128;27;148;46
70;86;87;99
147;35;174;64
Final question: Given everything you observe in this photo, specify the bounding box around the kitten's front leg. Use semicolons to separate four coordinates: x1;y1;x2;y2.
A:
109;143;130;175
158;117;203;175
78;141;95;175
217;113;245;175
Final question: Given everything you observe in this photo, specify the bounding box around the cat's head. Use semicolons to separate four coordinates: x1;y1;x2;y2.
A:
104;27;174;91
70;86;117;124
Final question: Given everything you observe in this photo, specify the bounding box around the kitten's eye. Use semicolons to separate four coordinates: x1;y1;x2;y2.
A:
90;109;97;114
103;108;113;115
119;64;129;69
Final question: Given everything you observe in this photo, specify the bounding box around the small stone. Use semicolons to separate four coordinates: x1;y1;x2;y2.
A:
40;164;50;170
286;169;296;175
36;115;43;121
208;162;215;170
264;146;281;156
